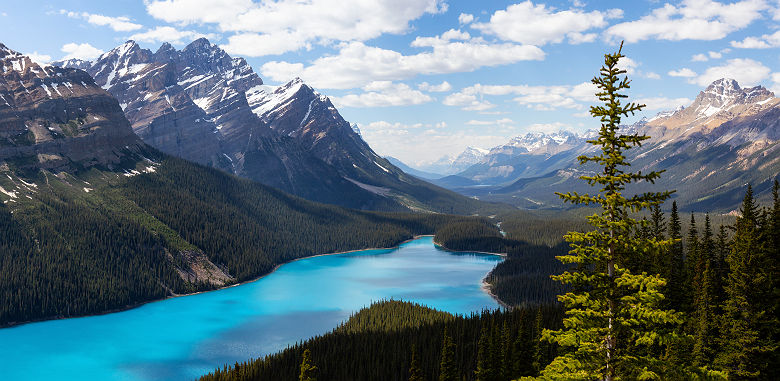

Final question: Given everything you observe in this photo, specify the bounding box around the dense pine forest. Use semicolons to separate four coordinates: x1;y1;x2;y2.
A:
200;44;778;381
199;184;778;380
200;300;564;381
0;155;496;326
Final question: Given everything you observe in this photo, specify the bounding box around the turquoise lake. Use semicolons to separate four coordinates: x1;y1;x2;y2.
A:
0;236;503;380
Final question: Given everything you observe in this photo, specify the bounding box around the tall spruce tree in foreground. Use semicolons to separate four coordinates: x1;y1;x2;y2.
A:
537;42;684;380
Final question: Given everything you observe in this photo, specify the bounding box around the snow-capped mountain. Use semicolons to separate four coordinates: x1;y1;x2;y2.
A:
455;146;490;167
642;78;777;141
456;78;779;212
1;43;144;171
54;39;482;213
455;130;595;185
419;146;489;175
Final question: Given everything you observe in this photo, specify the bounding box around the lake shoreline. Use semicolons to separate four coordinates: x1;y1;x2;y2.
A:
432;240;509;309
2;234;443;329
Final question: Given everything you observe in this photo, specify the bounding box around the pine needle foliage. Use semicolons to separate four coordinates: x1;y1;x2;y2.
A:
539;42;684;380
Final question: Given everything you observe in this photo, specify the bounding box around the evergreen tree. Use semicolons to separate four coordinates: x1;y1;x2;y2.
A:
501;320;513;380
475;326;493;381
541;42;683;380
692;215;716;366
716;185;776;378
532;308;546;374
650;204;666;274
665;201;686;311
714;224;730;307
298;349;317;381
513;312;535;377
686;213;700;315
409;345;425;381
439;330;458;381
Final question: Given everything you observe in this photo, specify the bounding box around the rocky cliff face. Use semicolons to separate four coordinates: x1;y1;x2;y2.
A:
55;40;390;208
0;43;143;171
55;39;482;213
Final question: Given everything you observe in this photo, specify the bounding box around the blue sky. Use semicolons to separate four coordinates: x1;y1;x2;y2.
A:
2;0;779;165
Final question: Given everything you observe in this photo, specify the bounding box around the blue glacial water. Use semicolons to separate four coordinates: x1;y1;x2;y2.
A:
0;236;503;380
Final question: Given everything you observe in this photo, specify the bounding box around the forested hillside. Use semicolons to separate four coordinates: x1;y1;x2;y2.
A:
0;154;489;326
200;300;564;381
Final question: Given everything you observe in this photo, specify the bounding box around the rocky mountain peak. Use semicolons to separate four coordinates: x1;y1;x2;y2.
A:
704;78;741;98
178;38;234;74
0;43;18;58
0;43;143;170
691;78;774;115
152;42;176;62
644;78;778;138
505;130;580;153
185;37;212;51
100;40;141;61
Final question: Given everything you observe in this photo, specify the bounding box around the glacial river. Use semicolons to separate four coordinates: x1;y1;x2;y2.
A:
0;236;503;380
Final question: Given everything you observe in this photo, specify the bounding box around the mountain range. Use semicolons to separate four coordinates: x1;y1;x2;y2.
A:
436;78;778;211
54;39;487;214
0;41;490;325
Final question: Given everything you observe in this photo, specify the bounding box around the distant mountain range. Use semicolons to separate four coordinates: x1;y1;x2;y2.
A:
53;39;487;214
440;78;778;211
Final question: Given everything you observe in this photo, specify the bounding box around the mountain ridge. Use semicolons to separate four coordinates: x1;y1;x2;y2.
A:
449;78;779;211
55;39;491;214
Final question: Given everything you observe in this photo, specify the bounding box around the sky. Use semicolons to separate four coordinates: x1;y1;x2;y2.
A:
2;0;780;166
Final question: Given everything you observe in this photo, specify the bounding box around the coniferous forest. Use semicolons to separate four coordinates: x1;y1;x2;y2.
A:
0;155;494;326
198;45;779;381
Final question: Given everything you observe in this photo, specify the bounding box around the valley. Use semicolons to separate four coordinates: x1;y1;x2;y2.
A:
1;2;778;380
0;237;502;381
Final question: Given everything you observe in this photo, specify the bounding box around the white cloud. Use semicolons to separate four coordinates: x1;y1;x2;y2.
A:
472;1;622;45
444;82;598;111
691;58;771;86
459;13;474;24
61;43;104;60
668;68;698;77
618;56;640;75
331;81;433;108
771;72;780;93
25;52;52;64
418;81;452;92
731;30;780;48
612;56;660;79
691;50;727;62
61;10;142;32
222;32;307;56
465;118;514;127
261;37;544;89
442;93;496;111
146;0;447;56
635;96;692;111
128;26;218;45
358;120;509;163
606;0;768;43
